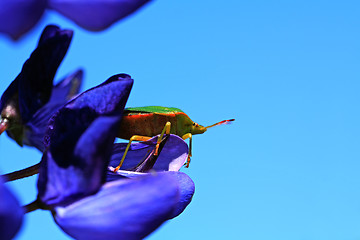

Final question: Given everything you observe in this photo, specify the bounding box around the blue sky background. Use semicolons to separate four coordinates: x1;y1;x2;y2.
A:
1;1;360;239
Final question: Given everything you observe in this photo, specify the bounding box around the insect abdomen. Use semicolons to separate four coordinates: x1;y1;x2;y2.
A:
117;112;178;140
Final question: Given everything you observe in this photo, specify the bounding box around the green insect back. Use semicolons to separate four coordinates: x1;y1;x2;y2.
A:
124;106;184;114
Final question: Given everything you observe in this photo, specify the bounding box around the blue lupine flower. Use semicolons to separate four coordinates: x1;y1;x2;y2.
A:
0;177;24;240
0;25;82;152
0;0;151;40
36;74;194;239
55;172;192;240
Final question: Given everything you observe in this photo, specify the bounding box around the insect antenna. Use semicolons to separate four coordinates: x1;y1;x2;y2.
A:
205;119;235;129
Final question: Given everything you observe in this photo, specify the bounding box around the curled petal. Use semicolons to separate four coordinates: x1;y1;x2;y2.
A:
0;0;46;40
0;178;24;240
18;25;73;123
54;173;179;240
48;0;151;31
64;73;133;114
109;134;188;172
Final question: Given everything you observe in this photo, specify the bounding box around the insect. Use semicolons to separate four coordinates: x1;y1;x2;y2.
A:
114;106;234;172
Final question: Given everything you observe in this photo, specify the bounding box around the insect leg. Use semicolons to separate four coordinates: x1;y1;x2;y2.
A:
114;135;151;172
155;122;171;156
182;133;192;168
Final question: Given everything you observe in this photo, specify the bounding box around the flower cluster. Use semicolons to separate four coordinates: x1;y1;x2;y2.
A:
0;24;195;240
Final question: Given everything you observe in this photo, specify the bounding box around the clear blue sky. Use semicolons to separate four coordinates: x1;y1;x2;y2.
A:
1;1;360;239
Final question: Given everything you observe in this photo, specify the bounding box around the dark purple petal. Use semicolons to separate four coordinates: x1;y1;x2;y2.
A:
48;0;151;31
22;69;84;152
44;74;133;148
65;73;133;114
18;25;73;123
38;75;133;207
0;0;46;40
0;177;24;240
37;115;121;207
109;135;188;172
50;69;83;104
23;102;63;152
1;26;73;148
0;25;71;117
38;25;66;44
54;173;179;240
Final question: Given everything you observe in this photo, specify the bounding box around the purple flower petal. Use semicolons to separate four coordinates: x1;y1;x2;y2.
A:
50;69;83;104
38;115;122;207
106;170;195;219
23;69;84;152
106;135;194;216
38;75;133;207
109;134;188;172
165;172;195;219
0;25;72;118
18;25;73;123
1;26;74;148
48;0;151;31
44;74;133;148
65;73;133;114
0;177;24;240
106;169;145;181
0;0;46;40
23;101;62;152
54;173;179;240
